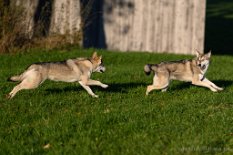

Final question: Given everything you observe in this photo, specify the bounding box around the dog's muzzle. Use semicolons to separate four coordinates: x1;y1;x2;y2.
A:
96;65;106;73
198;63;206;70
201;64;206;70
100;67;105;73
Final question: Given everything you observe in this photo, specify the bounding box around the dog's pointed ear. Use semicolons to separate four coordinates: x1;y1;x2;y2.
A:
205;50;211;59
195;49;201;57
92;52;98;59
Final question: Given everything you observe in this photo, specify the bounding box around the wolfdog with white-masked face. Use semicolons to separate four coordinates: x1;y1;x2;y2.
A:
144;50;223;95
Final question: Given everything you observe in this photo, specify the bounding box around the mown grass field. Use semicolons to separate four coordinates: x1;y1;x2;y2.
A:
0;48;233;154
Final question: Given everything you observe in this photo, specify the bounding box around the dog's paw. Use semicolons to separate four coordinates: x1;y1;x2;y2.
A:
92;94;99;98
211;85;224;92
6;94;12;99
101;84;109;88
211;88;218;92
217;87;224;91
161;88;167;92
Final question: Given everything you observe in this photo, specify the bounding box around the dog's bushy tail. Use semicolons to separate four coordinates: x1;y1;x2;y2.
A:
144;64;158;75
144;64;152;75
8;75;22;82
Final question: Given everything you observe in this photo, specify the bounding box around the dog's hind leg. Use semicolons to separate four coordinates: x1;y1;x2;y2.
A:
146;73;169;95
161;86;169;92
146;83;169;95
7;84;23;99
7;70;44;99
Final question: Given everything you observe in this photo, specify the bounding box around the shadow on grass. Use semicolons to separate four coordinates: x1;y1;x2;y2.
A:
102;82;147;93
45;82;147;94
172;80;233;91
172;82;192;90
44;80;233;94
45;86;84;94
212;80;233;88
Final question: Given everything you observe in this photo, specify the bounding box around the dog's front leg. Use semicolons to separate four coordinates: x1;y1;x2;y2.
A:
192;80;218;92
202;78;224;91
86;79;108;88
78;81;98;98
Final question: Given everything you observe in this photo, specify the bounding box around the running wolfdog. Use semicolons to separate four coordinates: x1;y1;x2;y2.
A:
7;52;108;98
144;50;223;95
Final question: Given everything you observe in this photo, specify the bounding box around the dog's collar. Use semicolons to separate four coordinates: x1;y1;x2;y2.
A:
86;58;104;66
200;75;205;81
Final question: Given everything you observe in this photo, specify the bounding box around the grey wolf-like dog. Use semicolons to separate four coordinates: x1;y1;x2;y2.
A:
144;50;223;95
7;52;108;98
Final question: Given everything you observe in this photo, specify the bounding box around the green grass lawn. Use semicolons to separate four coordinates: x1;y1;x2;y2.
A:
0;48;233;154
